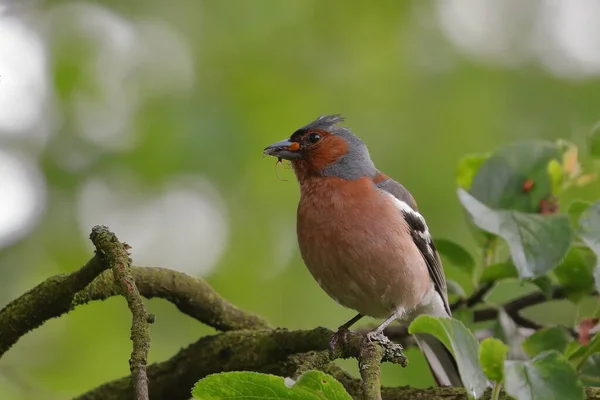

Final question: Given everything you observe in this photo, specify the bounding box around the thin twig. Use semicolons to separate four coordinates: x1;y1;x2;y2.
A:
450;282;495;310
90;226;152;400
449;238;497;311
373;286;597;347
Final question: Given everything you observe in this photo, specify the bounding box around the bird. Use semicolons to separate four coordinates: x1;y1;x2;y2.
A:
263;114;462;387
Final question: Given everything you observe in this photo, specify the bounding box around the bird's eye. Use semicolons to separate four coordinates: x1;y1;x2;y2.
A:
308;133;321;143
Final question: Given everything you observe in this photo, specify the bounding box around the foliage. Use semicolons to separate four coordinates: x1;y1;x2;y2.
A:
2;113;600;399
189;138;599;400
504;351;585;400
435;139;598;400
408;315;487;399
479;338;508;383
192;371;352;400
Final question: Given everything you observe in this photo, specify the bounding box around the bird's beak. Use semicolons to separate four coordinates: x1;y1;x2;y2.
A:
263;139;303;160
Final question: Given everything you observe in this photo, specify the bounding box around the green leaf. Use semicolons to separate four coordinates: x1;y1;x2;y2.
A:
554;247;596;302
292;371;352;399
191;370;352;400
590;123;600;159
522;327;571;357
434;238;476;275
504;351;585;400
580;354;600;387
578;201;600;293
458;189;573;279
469;140;560;213
479;338;508;382
457;153;489;190
479;262;518;284
409;315;488;398
564;341;582;359
547;159;563;195
531;276;553;299
568;200;592;227
568;330;600;370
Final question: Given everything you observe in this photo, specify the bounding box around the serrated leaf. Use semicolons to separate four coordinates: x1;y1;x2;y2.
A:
409;315;488;398
191;370;352;400
457;154;489;190
469;140;560;213
458;189;573;279
554;247;596;302
578;201;600;293
522;327;571;357
479;262;518;284
479;338;508;382
568;330;600;370
434;238;476;275
504;351;585;400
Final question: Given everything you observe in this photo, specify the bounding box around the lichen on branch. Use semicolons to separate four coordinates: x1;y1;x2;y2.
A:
91;225;153;400
0;226;117;357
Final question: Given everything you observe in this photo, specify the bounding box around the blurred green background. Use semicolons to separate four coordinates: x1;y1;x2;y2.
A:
1;1;600;398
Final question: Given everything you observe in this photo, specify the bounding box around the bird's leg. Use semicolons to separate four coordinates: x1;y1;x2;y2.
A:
365;311;400;346
329;313;363;353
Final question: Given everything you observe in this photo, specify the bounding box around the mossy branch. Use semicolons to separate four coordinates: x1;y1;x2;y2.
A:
1;225;599;400
0;227;115;357
73;328;600;400
73;265;270;331
91;225;153;400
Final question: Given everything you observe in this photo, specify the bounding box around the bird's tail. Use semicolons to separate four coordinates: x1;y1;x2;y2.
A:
413;333;463;387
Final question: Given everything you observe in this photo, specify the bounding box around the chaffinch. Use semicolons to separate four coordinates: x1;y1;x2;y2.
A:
263;115;461;387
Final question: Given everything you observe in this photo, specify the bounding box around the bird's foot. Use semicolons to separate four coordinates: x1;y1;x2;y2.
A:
329;326;351;354
365;330;392;346
364;330;407;366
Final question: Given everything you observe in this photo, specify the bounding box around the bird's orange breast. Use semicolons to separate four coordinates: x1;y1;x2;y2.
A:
296;176;430;318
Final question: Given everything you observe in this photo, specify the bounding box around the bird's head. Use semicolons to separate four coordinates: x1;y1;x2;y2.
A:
263;115;376;181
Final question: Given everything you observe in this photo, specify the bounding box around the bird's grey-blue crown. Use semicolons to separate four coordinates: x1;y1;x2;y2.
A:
297;115;376;180
302;114;345;131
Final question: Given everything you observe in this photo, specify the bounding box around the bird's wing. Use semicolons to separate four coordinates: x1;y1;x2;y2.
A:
375;175;451;316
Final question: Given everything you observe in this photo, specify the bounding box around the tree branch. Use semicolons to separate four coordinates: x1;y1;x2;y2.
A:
2;223;598;400
75;328;337;400
374;286;597;347
451;281;495;310
358;340;385;400
0;264;270;363
92;226;152;400
73;266;270;331
472;286;598;324
74;328;600;400
0;227;118;357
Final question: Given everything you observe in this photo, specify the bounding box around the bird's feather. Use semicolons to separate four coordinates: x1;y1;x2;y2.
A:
374;175;451;316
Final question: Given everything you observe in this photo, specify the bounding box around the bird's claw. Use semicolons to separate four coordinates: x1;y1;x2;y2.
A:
365;330;392;346
329;326;351;354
